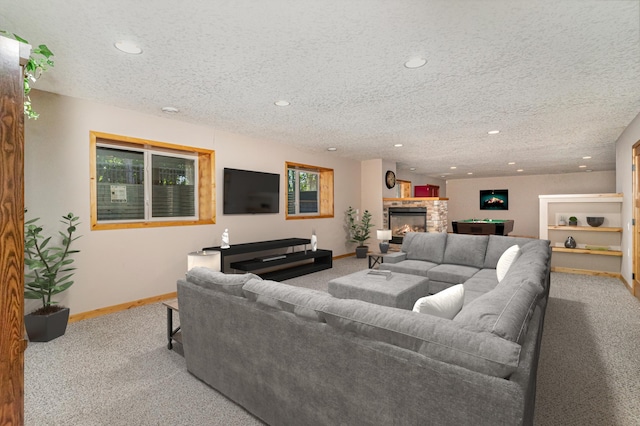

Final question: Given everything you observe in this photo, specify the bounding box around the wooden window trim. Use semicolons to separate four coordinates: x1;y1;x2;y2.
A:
90;131;215;230
285;161;334;220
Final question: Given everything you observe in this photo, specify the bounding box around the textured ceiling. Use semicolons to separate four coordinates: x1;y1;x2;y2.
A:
1;0;639;179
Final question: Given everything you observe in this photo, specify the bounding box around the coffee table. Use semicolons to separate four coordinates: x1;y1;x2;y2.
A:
328;270;429;310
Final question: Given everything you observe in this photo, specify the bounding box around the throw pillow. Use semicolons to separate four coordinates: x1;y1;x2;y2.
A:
412;284;465;319
496;245;521;282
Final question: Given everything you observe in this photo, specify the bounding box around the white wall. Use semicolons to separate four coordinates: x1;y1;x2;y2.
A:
361;159;384;235
446;171;616;237
396;171;447;197
24;90;362;315
615;111;640;285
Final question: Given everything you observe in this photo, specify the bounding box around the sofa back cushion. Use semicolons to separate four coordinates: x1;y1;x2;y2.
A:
186;268;261;297
443;234;489;268
243;279;334;322
322;298;522;378
453;249;549;343
402;232;447;264
484;235;540;269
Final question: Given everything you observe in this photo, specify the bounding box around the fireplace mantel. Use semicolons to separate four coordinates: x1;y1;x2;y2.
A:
383;197;449;201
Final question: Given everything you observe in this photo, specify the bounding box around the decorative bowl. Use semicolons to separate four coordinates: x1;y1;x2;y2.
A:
586;217;604;227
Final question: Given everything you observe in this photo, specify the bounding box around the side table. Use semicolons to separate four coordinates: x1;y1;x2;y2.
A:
368;253;385;269
162;299;183;356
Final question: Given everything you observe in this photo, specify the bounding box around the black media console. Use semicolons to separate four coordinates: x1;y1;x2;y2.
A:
202;238;332;281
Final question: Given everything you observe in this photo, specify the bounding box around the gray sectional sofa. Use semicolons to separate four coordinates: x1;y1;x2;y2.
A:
177;232;551;426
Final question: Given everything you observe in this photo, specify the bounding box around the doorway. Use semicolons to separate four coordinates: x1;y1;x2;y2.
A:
632;141;640;297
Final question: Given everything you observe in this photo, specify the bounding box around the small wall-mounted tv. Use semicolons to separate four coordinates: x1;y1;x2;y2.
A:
480;189;508;210
223;168;280;214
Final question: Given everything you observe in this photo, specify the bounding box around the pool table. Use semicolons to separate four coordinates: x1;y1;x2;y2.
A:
452;219;514;236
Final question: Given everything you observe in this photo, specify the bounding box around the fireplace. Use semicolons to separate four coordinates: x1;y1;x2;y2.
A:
388;207;427;244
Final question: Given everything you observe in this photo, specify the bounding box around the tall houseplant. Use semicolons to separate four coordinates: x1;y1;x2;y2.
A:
346;206;374;258
0;30;55;119
24;213;81;341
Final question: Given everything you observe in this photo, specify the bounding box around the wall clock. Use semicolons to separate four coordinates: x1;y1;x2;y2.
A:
385;170;396;189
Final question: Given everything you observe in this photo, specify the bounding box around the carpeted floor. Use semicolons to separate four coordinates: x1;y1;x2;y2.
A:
24;257;640;425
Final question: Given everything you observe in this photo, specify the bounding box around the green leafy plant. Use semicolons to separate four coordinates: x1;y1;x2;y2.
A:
569;216;578;223
24;213;81;314
346;206;374;246
0;30;54;119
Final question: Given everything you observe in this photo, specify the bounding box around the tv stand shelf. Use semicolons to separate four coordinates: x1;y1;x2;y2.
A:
202;238;332;281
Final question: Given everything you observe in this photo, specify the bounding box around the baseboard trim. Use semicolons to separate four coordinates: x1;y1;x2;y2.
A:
69;292;177;323
551;266;621;279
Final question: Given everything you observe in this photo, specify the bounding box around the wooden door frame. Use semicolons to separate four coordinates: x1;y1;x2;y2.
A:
632;142;640;297
0;36;29;424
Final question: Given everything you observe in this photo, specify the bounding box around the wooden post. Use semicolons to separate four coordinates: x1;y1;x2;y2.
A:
0;35;28;426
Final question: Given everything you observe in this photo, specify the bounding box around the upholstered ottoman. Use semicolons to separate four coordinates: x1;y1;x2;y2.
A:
328;269;430;310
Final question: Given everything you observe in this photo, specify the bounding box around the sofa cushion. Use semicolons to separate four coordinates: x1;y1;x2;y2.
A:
442;234;489;268
427;263;480;285
484;235;540;269
496;245;521;282
453;270;544;343
186;268;261;297
322;298;522;378
243;279;333;322
402;232;447;264
413;284;465;319
379;259;438;277
464;269;498;294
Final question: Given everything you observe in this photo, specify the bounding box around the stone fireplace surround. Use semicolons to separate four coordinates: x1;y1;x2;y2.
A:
382;198;448;243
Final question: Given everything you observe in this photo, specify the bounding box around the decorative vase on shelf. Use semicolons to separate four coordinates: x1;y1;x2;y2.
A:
564;236;577;249
311;230;317;252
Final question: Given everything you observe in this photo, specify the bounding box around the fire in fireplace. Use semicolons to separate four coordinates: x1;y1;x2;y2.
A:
388;207;427;244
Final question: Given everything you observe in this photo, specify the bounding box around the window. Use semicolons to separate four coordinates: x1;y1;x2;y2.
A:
285;162;334;219
90;131;215;230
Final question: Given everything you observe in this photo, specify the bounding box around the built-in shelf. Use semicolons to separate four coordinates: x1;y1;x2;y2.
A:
547;225;622;233
551;247;622;256
539;193;623;277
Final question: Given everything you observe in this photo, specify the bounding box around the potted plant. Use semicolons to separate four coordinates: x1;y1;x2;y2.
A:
24;212;81;342
346;206;374;258
568;216;578;226
0;30;55;119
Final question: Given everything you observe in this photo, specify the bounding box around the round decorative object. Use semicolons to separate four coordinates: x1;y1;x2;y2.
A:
385;170;396;189
564;236;577;249
587;217;604;227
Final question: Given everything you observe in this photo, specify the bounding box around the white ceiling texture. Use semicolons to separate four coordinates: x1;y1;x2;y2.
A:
1;0;639;179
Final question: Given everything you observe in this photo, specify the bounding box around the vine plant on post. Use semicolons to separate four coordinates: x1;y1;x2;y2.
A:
24;213;81;342
0;30;54;119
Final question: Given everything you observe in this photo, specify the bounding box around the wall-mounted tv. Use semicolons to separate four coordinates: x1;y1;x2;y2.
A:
480;189;508;210
223;168;280;214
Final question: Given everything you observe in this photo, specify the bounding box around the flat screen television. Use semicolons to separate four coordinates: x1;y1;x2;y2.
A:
223;168;280;214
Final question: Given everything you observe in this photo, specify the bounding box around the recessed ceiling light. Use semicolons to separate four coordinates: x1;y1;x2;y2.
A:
404;57;427;69
114;41;142;54
450;166;457;169
488;130;500;135
467;172;473;175
517;169;524;172
440;175;446;178
409;167;416;171
582;156;592;159
161;106;179;114
394;143;403;147
327;147;337;152
508;162;516;165
579;165;587;168
274;100;290;106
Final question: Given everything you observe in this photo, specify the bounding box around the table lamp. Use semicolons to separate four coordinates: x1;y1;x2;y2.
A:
377;229;392;253
187;250;221;272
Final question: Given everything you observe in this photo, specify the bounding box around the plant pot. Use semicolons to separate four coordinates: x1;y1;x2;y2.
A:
24;307;70;342
569;221;577;226
355;246;369;258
